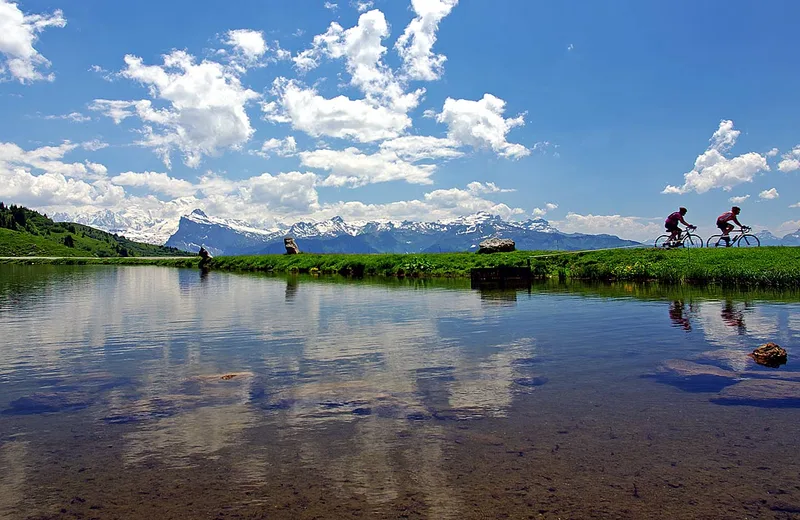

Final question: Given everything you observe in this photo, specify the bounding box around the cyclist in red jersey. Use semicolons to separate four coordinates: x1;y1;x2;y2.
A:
716;206;744;247
664;207;695;246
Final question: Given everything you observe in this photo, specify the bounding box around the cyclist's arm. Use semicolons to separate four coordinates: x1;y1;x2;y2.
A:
679;216;694;228
733;216;743;227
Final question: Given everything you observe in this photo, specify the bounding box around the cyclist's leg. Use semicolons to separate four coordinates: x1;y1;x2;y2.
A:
723;224;734;246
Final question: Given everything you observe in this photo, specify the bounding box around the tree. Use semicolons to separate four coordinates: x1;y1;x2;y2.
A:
63;235;75;248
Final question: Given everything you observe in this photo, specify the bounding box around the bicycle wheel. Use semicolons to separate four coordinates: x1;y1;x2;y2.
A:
706;234;725;248
683;233;704;248
737;234;760;247
654;235;672;248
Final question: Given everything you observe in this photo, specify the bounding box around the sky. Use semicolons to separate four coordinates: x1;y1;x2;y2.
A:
1;0;800;241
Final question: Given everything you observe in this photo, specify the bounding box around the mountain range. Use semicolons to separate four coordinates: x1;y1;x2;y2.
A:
161;210;641;255
50;209;800;255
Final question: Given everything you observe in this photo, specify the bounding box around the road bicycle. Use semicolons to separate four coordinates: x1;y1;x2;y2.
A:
706;226;760;247
654;226;703;248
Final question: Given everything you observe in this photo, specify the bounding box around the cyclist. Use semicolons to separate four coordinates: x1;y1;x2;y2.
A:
664;207;696;247
716;206;746;247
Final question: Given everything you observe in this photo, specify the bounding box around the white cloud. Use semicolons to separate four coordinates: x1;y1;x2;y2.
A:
82;140;109;152
42;112;91;123
0;0;66;83
300;147;436;187
532;141;560;157
255;136;298;158
532;202;558;217
729;195;750;203
777;220;800;235
379;135;463;161
242;171;319;213
567;44;574;51
759;188;779;200
663;120;768;194
789;202;800;209
778;146;800;173
324;2;338;10
354;1;374;12
94;50;260;168
436;94;529;158
265;78;411;142
466;181;515;194
0;141;107;181
294;10;423;112
111;171;197;198
554;213;661;242
767;148;779;157
224;29;267;71
395;0;459;81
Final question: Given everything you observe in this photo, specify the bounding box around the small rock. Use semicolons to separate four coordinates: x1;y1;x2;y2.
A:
284;237;301;255
750;343;788;368
477;238;515;254
220;374;238;380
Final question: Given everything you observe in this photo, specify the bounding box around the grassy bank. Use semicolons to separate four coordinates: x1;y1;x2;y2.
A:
206;247;800;287
2;247;799;287
0;256;199;268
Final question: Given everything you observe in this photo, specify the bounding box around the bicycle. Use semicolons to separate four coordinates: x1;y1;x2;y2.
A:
706;226;760;247
654;226;703;248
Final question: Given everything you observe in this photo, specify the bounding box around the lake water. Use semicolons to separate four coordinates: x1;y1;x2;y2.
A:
1;266;799;519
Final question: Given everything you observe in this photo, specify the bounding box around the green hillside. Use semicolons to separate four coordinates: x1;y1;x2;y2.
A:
0;202;187;257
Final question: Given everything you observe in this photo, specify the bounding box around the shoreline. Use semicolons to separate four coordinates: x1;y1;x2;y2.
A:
1;247;799;287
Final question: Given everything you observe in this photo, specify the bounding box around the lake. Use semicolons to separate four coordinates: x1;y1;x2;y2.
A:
1;265;799;519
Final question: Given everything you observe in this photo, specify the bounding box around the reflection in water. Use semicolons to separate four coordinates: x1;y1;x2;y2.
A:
668;300;692;331
1;268;800;518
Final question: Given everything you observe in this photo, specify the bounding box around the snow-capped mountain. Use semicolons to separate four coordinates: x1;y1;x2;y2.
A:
165;209;637;255
782;228;800;246
52;209;179;245
755;230;782;246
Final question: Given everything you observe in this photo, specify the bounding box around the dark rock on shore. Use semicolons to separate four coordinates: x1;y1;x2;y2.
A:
284;237;300;254
477;238;515;254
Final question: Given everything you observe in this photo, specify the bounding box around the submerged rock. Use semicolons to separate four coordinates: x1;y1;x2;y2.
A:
712;379;800;407
2;393;90;415
477;238;515;254
650;359;739;392
750;343;788;368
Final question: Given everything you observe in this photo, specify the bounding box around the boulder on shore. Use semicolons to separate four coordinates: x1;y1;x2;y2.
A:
750;342;787;368
284;237;300;255
477;238;515;254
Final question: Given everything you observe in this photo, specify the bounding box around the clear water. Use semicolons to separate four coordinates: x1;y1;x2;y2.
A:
1;265;799;519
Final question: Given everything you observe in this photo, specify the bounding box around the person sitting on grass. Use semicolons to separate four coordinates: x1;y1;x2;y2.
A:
716;206;745;247
664;207;696;247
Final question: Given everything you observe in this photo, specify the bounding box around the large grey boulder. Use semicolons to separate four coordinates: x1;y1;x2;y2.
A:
284;237;300;255
477;238;515;254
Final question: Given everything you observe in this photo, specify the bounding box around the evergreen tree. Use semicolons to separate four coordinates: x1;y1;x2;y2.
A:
63;235;75;248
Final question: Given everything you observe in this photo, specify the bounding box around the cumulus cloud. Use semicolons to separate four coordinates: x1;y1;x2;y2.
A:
767;148;779;157
0;0;66;83
395;0;459;81
242;171;319;213
264;78;411;142
759;188;779;200
223;29;267;71
0;141;107;181
466;181;515;194
777;220;800;235
255;136;298;158
92;50;260;168
554;213;661;242
379;135;463;161
778;146;800;173
789;202;800;209
354;1;374;12
300;147;436;187
436;94;529;159
662;120;768;194
729;195;750;203
293;10;422;112
111;171;197;198
532;202;558;217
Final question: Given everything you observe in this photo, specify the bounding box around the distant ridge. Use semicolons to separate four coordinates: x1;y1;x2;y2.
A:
165;210;641;255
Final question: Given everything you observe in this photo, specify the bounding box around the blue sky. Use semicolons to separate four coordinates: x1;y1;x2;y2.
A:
1;0;800;241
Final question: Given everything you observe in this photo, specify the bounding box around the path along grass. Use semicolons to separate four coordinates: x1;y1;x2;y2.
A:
2;247;798;287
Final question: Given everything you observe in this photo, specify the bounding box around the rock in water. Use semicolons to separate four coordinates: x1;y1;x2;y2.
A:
284;237;300;255
750;342;788;368
477;238;515;254
712;379;800;406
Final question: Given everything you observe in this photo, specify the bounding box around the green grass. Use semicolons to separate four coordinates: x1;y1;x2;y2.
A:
3;246;799;287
